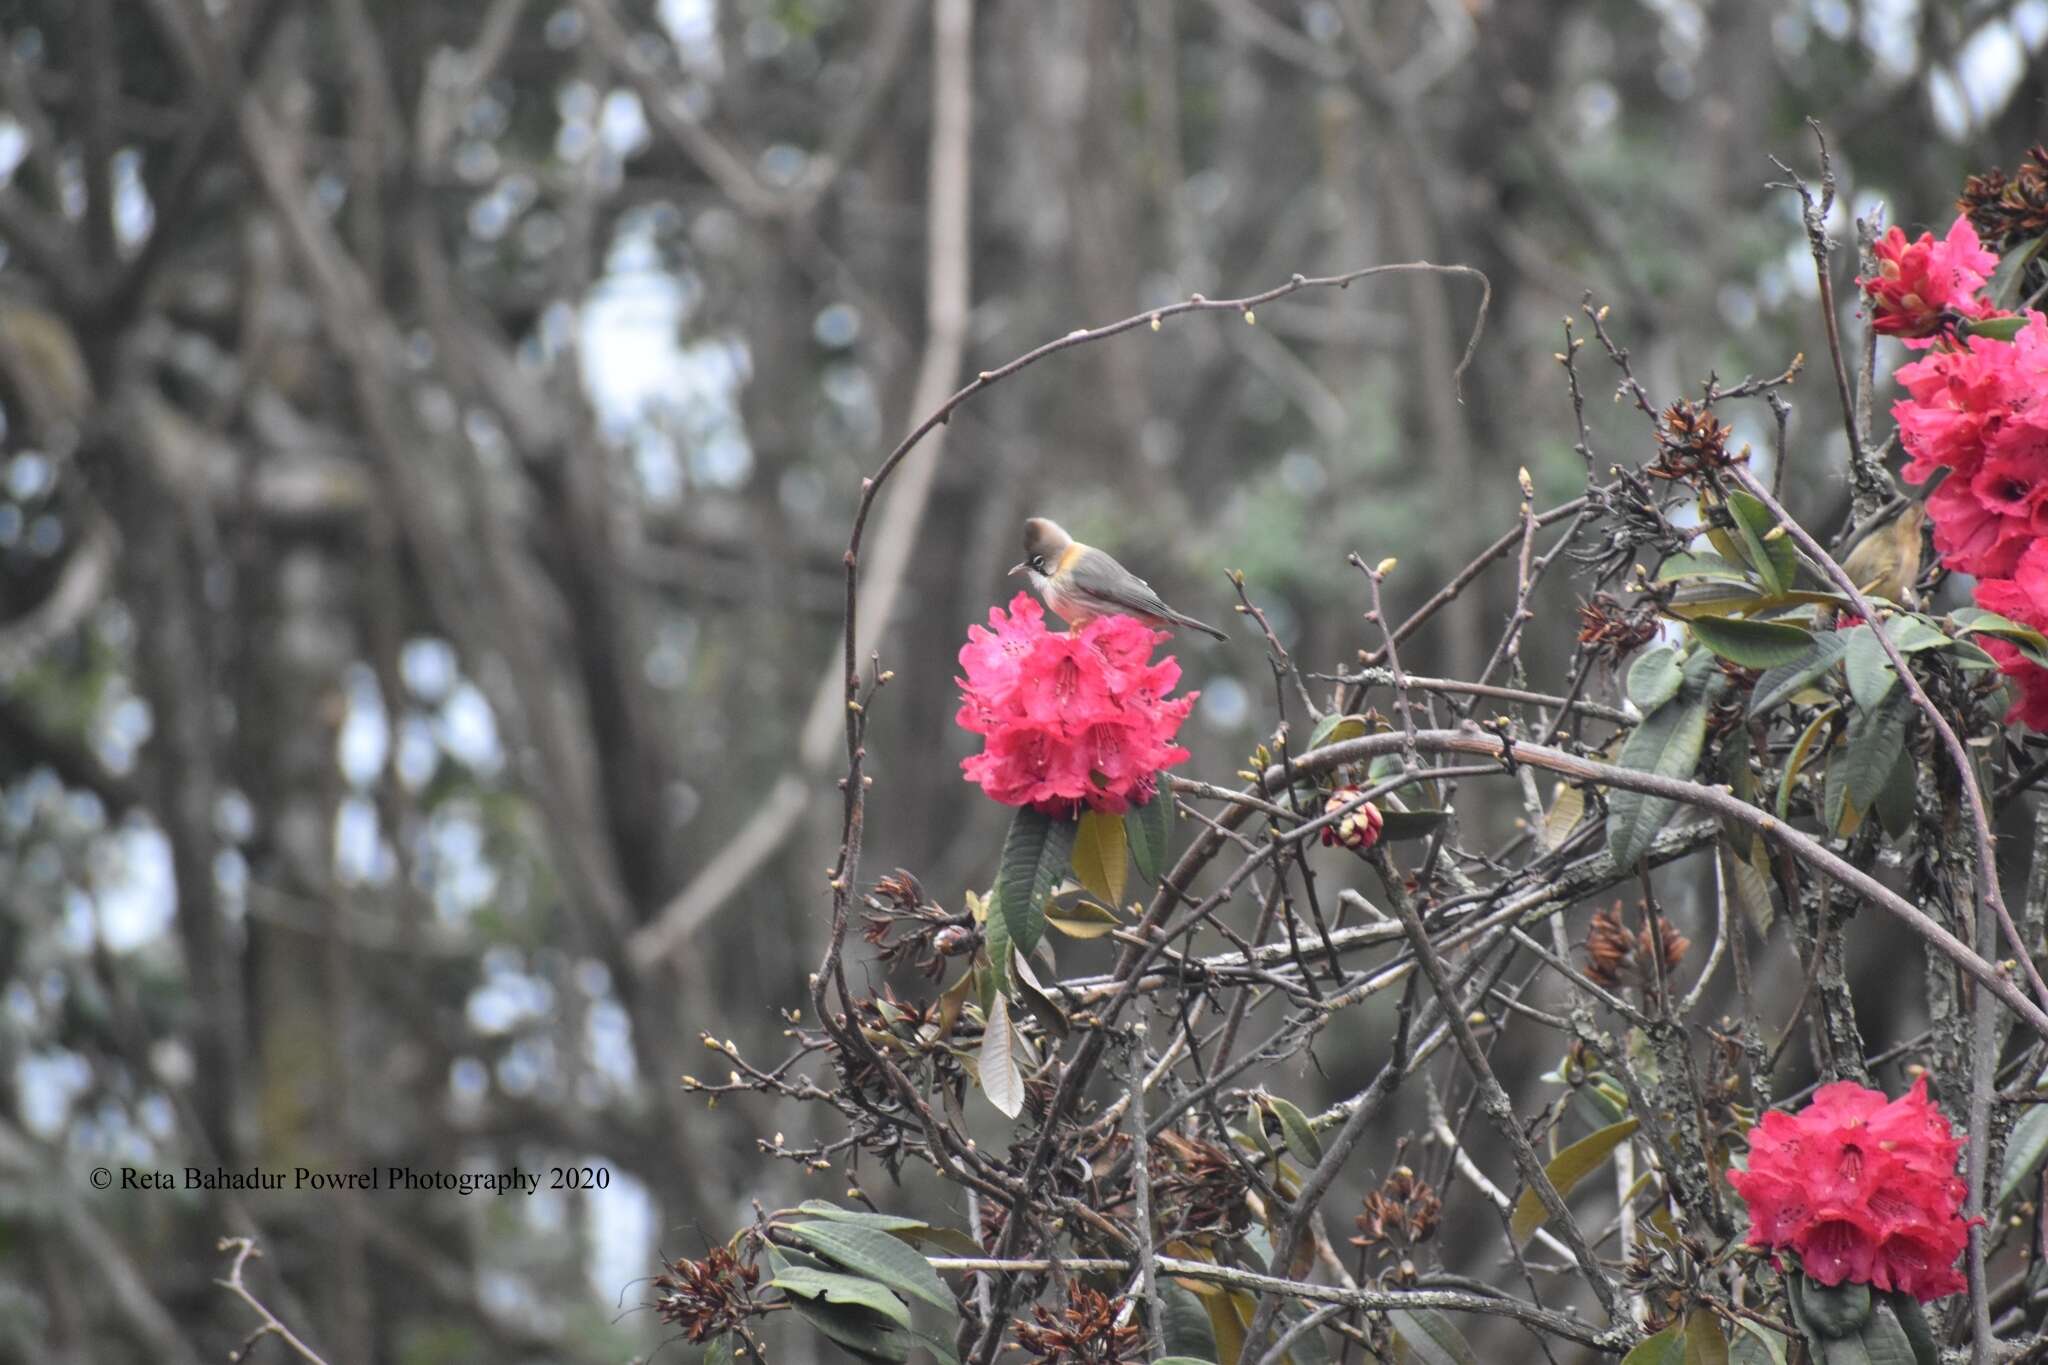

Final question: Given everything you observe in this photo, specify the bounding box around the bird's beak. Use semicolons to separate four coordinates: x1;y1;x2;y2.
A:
1007;561;1028;577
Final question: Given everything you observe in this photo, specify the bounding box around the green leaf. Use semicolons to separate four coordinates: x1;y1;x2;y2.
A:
1874;736;1917;839
1839;1302;1922;1365
1749;630;1850;718
1305;713;1368;751
983;900;1012;994
1690;615;1814;669
1878;1294;1939;1365
1685;1311;1731;1365
1791;1271;1872;1340
1386;1308;1480;1365
1509;1116;1641;1245
1730;1321;1789;1365
1263;1094;1323;1164
1776;705;1838;822
1725;489;1795;596
1622;1325;1685;1365
1128;788;1175;883
1045;900;1122;939
1727;838;1775;936
1377;808;1449;841
784;1222;955;1315
772;1267;914;1328
1607;663;1721;868
1628;644;1685;712
785;1293;914;1363
1951;607;2048;667
977;991;1025;1119
1827;691;1912;835
793;1202;981;1256
994;806;1078;959
1996;1102;2048;1207
1009;948;1070;1041
1842;625;1897;712
1070;809;1127;908
1161;1282;1220;1362
1657;550;1757;585
1884;614;1950;653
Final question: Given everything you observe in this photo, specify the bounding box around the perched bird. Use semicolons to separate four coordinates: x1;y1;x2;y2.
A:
1009;517;1229;641
1839;500;1926;605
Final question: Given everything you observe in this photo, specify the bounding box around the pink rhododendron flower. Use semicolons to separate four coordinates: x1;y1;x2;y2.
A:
1727;1076;1972;1303
1968;532;2048;731
1894;312;2048;578
1858;216;2001;340
1981;638;2048;731
956;593;1195;815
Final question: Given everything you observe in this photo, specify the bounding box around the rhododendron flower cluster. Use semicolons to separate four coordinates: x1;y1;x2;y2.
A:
956;593;1196;815
1857;216;2002;340
1871;215;2048;730
1893;311;2048;581
1727;1076;1972;1303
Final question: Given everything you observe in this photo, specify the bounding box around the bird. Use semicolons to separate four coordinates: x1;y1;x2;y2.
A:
1008;517;1229;641
1838;500;1926;606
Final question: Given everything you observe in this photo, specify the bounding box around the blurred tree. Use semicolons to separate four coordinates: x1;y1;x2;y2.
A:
0;0;2041;1358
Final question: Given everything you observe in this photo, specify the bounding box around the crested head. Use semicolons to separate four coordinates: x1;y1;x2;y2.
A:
1022;517;1072;562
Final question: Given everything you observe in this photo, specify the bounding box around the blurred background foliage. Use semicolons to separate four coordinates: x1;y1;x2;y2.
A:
0;0;2043;1359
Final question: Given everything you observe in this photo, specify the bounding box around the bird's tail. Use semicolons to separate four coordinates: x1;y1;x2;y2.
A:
1170;612;1229;642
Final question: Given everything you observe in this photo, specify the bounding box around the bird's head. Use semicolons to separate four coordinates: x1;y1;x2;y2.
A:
1010;517;1073;578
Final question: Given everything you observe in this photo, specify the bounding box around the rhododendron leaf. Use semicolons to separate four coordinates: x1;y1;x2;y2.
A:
1690;615;1814;670
1070;809;1127;908
1726;838;1776;936
1306;712;1369;750
994;806;1077;960
1377;809;1449;841
1729;1321;1789;1365
1878;1295;1939;1365
1684;1311;1731;1365
1045;899;1121;938
794;1201;982;1256
974;990;1025;1120
1509;1116;1640;1246
1874;737;1917;839
1627;644;1685;712
1724;489;1795;596
1841;692;1911;822
782;1219;958;1317
1009;947;1069;1040
1262;1094;1322;1164
1387;1309;1479;1365
1540;781;1586;850
1995;1102;2048;1207
1620;1324;1684;1364
1749;630;1850;718
1790;1271;1873;1340
1657;550;1755;586
1883;614;1950;653
1842;626;1898;713
1775;705;1837;822
1843;1302;1921;1365
784;1294;913;1364
770;1267;914;1328
1607;663;1721;868
1160;1281;1220;1362
1950;608;2048;667
1128;788;1175;883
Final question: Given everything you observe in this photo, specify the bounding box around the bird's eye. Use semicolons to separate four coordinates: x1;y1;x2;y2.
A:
1030;555;1046;572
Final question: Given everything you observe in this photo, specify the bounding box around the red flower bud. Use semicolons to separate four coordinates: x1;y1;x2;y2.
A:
1320;788;1382;851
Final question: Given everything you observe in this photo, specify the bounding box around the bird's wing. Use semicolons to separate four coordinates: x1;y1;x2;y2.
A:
1068;547;1180;617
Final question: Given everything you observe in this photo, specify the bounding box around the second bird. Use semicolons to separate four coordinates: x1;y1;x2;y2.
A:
1009;517;1229;641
